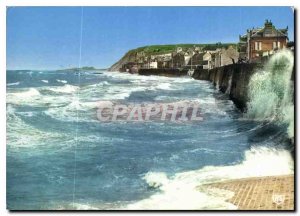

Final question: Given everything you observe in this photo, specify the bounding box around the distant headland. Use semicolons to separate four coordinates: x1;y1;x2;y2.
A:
57;66;107;72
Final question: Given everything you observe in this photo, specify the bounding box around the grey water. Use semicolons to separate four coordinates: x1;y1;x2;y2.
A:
6;69;293;210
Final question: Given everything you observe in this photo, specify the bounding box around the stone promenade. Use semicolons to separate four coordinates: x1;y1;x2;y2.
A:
204;175;294;210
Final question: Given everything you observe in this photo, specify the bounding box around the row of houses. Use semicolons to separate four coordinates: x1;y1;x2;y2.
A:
121;46;239;72
121;20;292;73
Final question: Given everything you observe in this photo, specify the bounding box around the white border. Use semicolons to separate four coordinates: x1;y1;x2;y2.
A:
1;1;299;215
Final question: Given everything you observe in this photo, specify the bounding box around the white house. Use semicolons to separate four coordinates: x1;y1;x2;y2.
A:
212;46;239;68
176;47;183;53
203;52;213;69
149;61;158;69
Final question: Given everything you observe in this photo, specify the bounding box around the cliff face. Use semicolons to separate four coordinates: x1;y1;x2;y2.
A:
109;50;137;72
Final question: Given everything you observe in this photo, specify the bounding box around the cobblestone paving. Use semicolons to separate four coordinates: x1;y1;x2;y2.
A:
204;175;294;210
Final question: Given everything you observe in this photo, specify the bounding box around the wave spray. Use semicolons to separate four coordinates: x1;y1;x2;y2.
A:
246;49;294;139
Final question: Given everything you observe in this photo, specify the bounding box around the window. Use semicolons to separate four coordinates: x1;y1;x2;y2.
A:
273;41;281;49
258;42;262;50
255;42;259;50
255;42;262;51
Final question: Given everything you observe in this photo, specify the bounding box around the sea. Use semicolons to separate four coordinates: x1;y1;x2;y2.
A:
6;56;294;210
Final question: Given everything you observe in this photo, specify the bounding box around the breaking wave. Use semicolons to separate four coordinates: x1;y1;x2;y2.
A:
9;88;40;97
126;146;294;210
7;105;64;149
7;82;20;86
56;79;68;84
246;50;294;139
48;84;79;93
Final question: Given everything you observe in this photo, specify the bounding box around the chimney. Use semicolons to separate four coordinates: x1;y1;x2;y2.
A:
264;19;273;29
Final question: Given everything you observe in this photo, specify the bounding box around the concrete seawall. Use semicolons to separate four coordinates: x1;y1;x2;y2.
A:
138;64;261;110
192;63;261;110
139;68;188;77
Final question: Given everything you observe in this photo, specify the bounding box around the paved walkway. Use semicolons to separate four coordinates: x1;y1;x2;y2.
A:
204;175;294;210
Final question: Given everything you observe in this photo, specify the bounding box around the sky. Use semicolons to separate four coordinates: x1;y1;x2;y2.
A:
7;6;294;70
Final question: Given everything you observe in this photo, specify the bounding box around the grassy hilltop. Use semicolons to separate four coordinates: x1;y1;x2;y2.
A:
132;43;237;55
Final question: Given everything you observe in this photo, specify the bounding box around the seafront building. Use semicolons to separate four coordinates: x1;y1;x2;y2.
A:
238;20;289;62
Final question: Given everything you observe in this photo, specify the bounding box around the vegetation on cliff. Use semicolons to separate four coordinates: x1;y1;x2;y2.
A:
133;43;237;55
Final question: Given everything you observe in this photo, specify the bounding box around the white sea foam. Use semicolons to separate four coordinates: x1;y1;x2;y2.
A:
70;203;99;210
7;107;64;149
44;99;100;122
7;87;73;107
194;97;230;117
246;49;294;138
90;81;109;86
56;79;68;84
126;146;293;210
172;77;195;83
7;88;41;105
7;82;20;86
155;83;173;90
53;200;131;210
143;172;169;189
105;71;193;84
102;86;146;100
102;72;197;99
41;80;49;83
10;88;40;97
48;84;79;93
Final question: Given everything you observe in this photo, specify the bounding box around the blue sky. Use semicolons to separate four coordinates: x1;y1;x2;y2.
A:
7;6;294;70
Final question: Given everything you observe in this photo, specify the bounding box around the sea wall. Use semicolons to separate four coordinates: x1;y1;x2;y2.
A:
138;64;261;110
192;63;261;110
138;62;294;112
139;68;188;77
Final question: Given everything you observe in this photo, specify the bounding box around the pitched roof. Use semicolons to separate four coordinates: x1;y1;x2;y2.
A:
250;20;288;38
